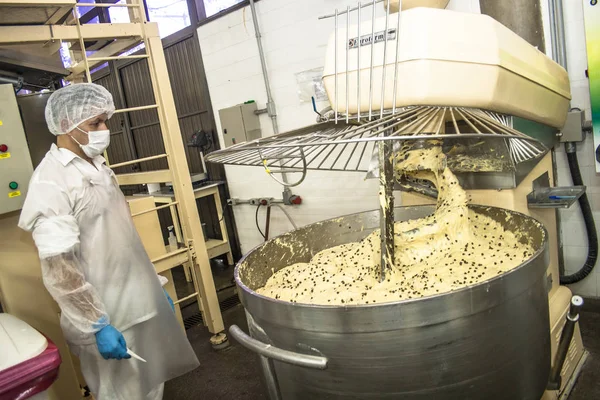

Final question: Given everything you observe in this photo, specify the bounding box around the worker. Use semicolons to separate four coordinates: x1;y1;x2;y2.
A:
18;83;199;400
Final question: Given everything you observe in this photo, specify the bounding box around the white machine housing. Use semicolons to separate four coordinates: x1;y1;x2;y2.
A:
385;0;450;12
323;7;571;128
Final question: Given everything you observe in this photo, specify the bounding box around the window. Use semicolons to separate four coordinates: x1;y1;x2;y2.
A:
90;62;109;74
59;42;73;69
108;0;191;38
78;0;111;24
120;43;146;57
146;0;191;37
76;0;98;19
108;0;131;23
202;0;246;19
74;1;248;38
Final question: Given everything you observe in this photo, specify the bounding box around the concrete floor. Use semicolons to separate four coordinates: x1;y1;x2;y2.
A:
164;304;266;400
165;298;600;400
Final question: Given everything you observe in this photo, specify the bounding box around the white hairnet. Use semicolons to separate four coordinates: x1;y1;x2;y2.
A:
45;83;115;136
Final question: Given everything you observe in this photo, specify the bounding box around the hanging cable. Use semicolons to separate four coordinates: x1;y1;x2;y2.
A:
273;204;298;230
561;142;598;284
255;203;266;239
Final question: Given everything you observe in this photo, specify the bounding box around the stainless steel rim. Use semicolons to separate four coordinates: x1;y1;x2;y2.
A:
235;204;548;312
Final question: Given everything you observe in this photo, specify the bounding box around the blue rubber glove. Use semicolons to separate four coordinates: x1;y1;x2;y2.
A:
95;325;131;360
164;288;175;312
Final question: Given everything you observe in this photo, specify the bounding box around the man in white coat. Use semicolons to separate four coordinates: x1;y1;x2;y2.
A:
19;83;199;400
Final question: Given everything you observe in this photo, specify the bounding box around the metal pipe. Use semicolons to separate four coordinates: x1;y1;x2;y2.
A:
368;0;376;120
547;0;569;276
245;312;283;400
249;0;293;191
229;325;329;369
264;204;272;241
346;5;350;124
249;0;279;136
555;0;568;70
548;0;559;64
273;204;298;229
547;296;584;390
335;8;339;123
259;356;282;400
548;0;567;69
380;0;390;119
229;198;285;205
319;0;383;19
391;0;402;115
357;2;362;122
0;75;20;85
378;140;394;282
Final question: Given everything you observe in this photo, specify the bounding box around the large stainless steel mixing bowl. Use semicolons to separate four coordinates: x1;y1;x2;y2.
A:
231;205;550;400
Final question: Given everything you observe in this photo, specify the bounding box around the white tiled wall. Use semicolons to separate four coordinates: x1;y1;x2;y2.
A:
198;0;598;297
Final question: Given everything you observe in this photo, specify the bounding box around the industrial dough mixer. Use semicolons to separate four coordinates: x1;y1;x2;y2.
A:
206;1;587;399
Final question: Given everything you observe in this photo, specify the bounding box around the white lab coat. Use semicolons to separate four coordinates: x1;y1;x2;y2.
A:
19;144;199;400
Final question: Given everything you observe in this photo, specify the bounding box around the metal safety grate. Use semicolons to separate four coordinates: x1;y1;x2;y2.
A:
206;106;547;174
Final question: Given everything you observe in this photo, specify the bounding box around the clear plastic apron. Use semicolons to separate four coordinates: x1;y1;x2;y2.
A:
65;161;199;399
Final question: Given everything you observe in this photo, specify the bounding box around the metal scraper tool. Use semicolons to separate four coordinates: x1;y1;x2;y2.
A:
127;348;147;363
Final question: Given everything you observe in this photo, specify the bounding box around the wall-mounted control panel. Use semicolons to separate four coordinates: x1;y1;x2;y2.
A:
0;84;34;215
219;102;262;148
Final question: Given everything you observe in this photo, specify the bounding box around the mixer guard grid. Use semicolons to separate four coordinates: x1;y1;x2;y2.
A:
206;106;547;175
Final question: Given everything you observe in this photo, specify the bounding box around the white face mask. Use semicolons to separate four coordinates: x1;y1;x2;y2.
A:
70;127;110;158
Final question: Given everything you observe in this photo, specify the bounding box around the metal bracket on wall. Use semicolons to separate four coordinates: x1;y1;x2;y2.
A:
527;172;586;208
228;197;302;206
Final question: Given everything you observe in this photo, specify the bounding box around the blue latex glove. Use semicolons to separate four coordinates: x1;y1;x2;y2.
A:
164;288;175;312
95;325;131;360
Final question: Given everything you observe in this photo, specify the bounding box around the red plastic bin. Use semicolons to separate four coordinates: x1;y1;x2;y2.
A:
0;331;61;400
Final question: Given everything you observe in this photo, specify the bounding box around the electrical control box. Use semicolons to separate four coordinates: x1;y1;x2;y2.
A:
0;84;34;215
219;102;262;148
559;110;585;143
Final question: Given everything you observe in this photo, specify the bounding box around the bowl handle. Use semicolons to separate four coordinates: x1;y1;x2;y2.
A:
229;324;328;369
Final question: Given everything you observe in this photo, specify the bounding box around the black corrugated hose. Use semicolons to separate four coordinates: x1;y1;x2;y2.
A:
561;142;598;284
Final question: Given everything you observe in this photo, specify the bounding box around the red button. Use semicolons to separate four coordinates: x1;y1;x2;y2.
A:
0;144;7;152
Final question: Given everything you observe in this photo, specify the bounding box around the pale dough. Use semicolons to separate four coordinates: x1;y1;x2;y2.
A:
257;147;533;305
